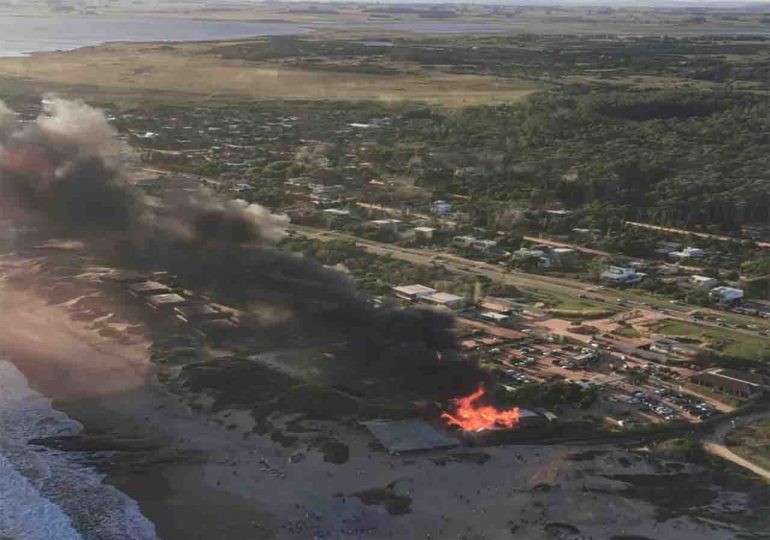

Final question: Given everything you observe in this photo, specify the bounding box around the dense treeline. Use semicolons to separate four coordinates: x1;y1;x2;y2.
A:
116;86;770;235
210;34;770;84
403;90;770;233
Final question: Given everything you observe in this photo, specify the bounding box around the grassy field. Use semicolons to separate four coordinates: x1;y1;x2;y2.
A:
134;5;770;39
0;41;541;106
542;296;616;320
725;419;770;472
612;325;642;339
651;320;770;363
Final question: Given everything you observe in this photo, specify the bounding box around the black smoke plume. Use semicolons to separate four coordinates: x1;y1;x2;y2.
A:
0;99;479;397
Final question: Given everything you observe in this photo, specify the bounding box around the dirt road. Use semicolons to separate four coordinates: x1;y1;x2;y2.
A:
625;221;770;249
703;410;770;482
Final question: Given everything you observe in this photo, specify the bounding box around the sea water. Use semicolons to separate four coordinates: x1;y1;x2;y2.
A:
0;359;159;540
0;15;308;57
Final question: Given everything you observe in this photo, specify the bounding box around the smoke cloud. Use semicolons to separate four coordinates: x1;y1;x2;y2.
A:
0;98;474;394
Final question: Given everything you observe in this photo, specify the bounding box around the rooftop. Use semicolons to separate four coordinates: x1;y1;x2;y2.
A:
100;270;148;283
393;284;437;296
322;208;351;216
362;419;459;453
175;303;230;321
128;281;171;295
147;293;188;307
423;292;465;304
479;311;510;321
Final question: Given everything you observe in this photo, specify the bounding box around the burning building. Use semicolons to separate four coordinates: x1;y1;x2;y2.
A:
442;386;521;432
441;386;550;445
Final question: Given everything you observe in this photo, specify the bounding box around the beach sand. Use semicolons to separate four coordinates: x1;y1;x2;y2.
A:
0;251;760;540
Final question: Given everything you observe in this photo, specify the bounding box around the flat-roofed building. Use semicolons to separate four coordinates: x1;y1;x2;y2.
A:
690;275;718;289
431;200;452;216
421;292;466;310
471;239;497;252
362;419;459;453
480;296;518;314
322;208;351;217
669;247;705;261
479;311;510;323
368;219;401;231
709;286;744;303
100;270;148;284
690;368;764;398
146;293;188;309
392;284;437;301
413;226;436;240
128;281;171;297
601;266;641;284
174;303;230;323
453;235;476;248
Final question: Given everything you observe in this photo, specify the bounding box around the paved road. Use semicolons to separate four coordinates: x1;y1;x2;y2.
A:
293;225;595;298
130;165;770;335
292;225;770;339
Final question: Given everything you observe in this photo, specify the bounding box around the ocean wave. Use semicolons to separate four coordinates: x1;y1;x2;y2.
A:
0;360;159;540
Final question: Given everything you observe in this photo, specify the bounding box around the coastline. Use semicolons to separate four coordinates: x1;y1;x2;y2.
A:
0;252;764;540
0;359;159;540
0;14;309;59
0;252;277;539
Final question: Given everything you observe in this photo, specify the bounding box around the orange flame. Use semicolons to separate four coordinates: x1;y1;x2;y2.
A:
441;386;520;432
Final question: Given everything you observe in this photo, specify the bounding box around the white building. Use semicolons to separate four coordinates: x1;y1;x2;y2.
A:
368;219;402;231
669;247;705;261
709;286;744;303
690;275;718;289
323;208;351;217
308;183;342;194
392;284;437;301
453;235;476;248
601;266;641;284
479;311;510;324
471;239;498;252
421;292;466;310
513;248;551;268
572;228;600;237
413;226;436;240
